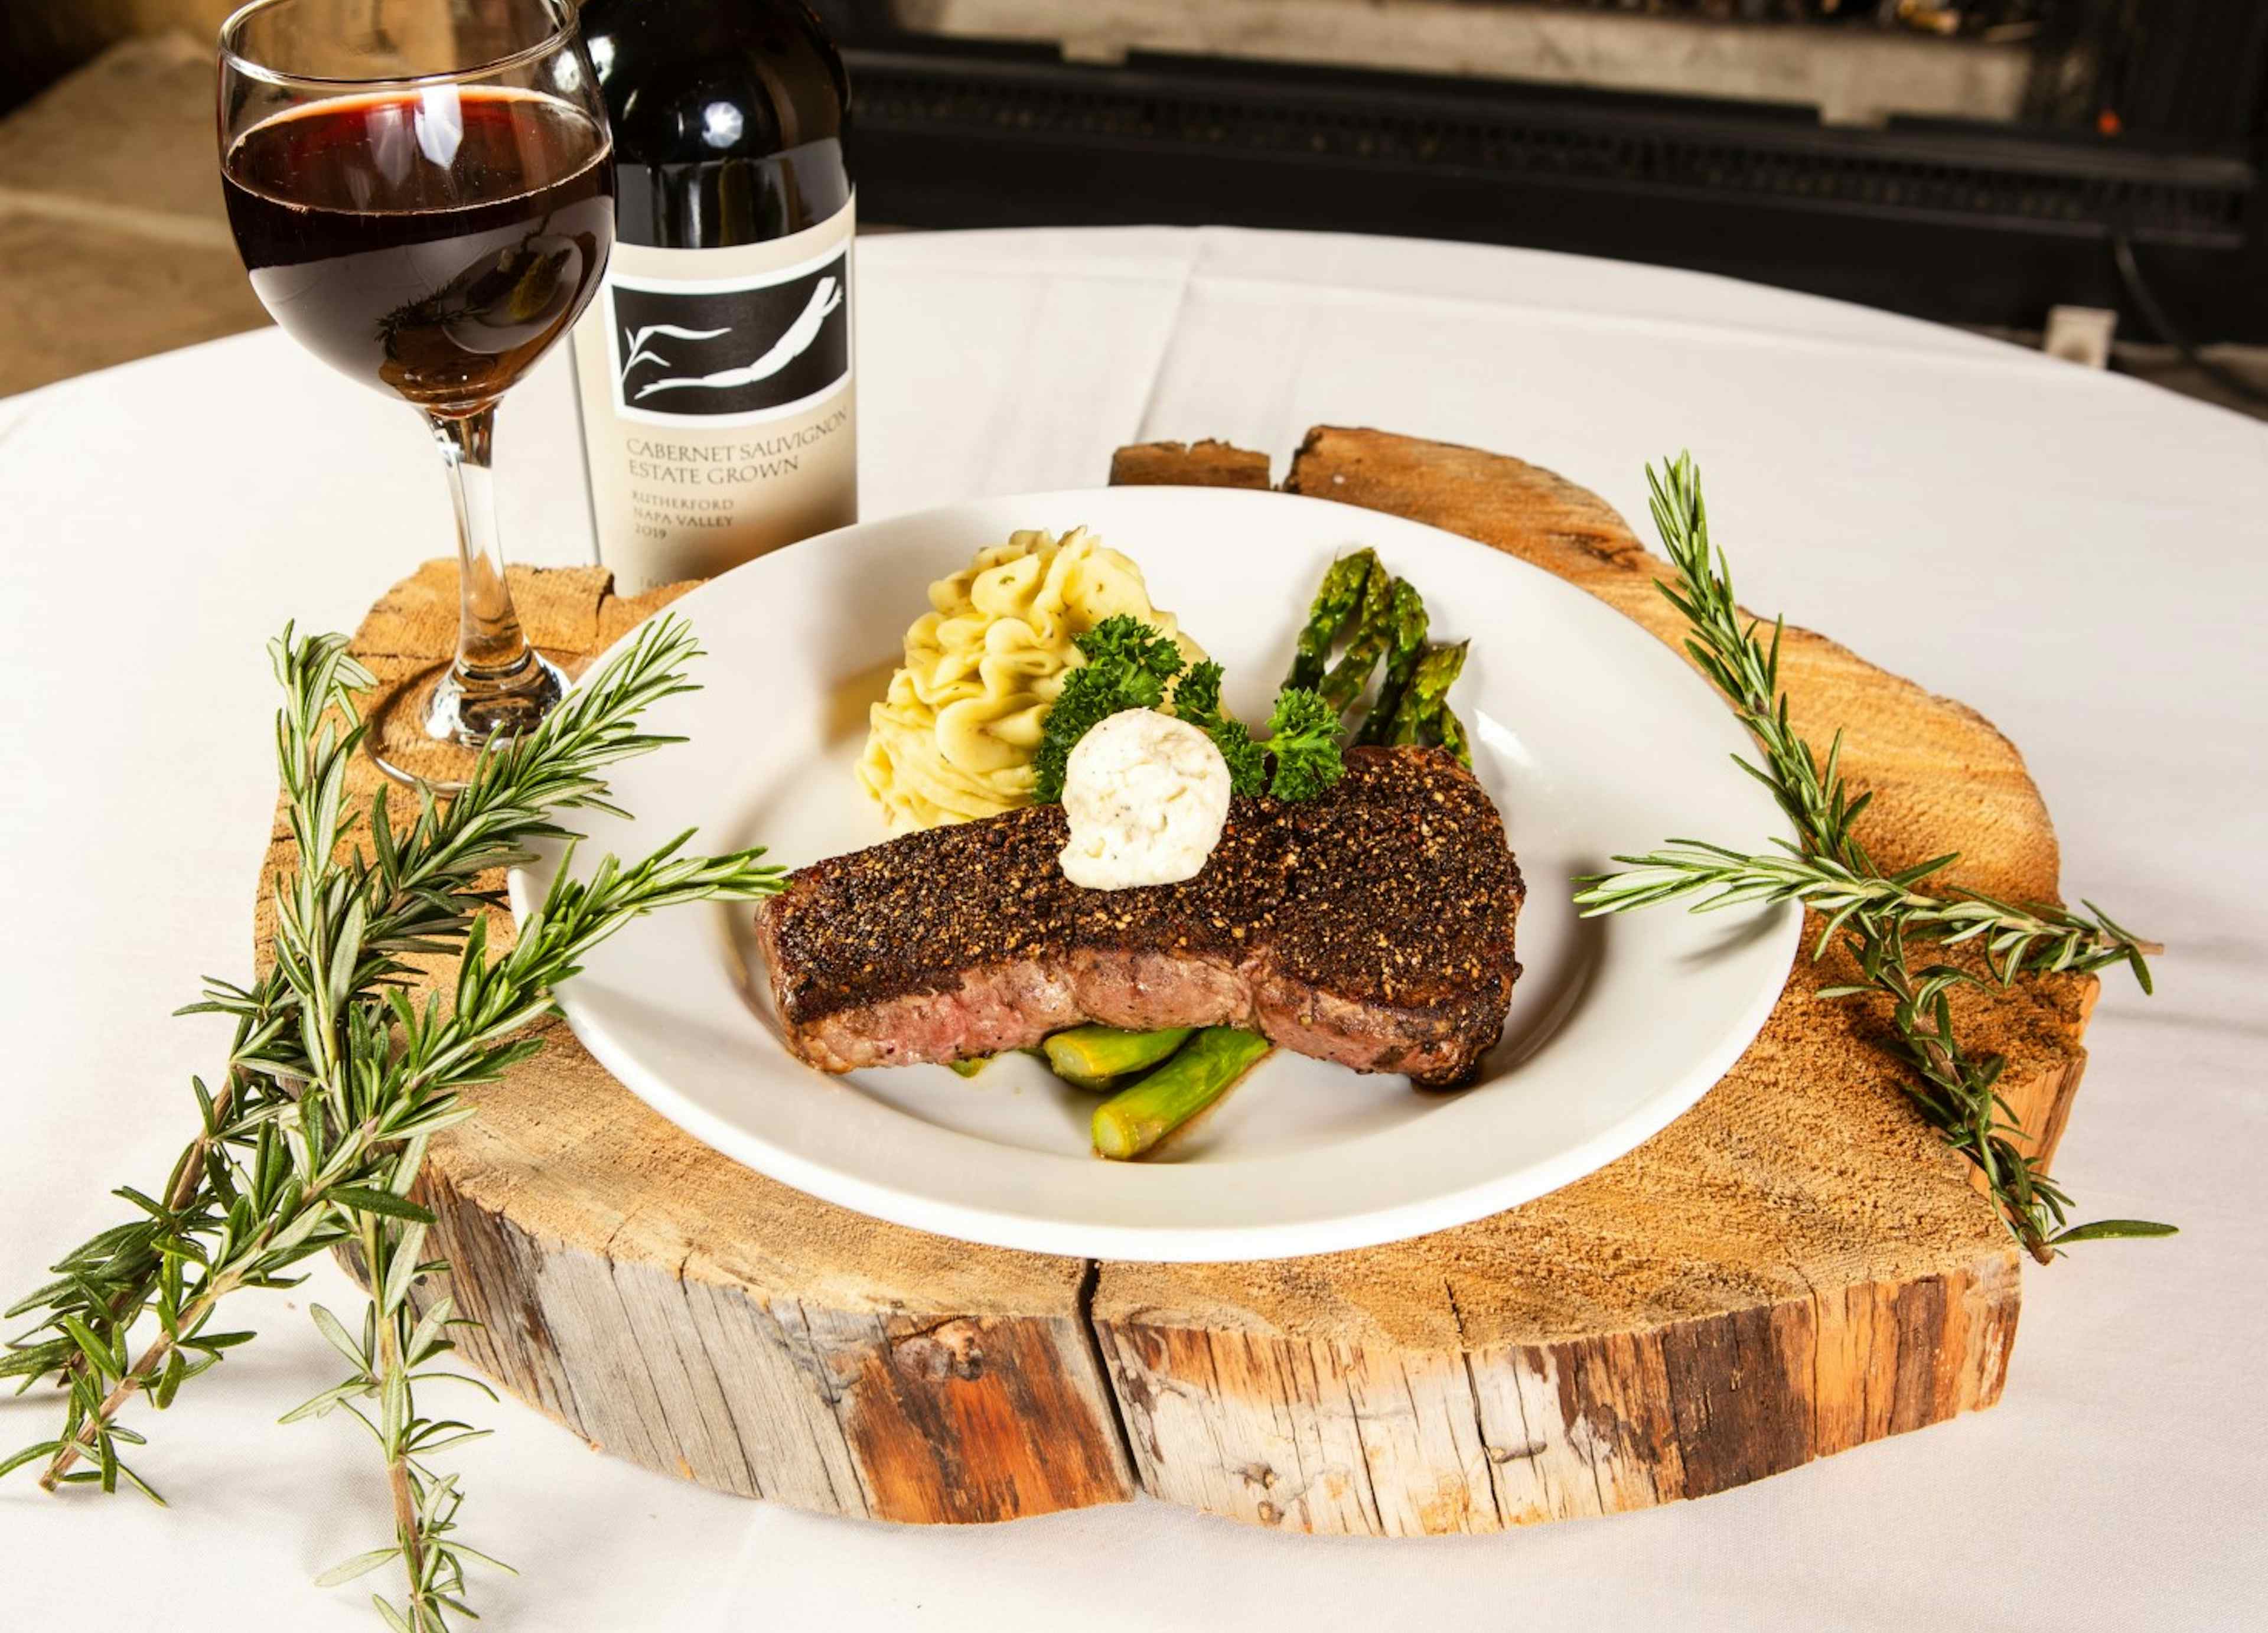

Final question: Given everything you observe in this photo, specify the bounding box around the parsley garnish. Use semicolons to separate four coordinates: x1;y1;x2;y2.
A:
1032;616;1187;801
1034;619;1348;805
1170;660;1267;797
1263;687;1344;800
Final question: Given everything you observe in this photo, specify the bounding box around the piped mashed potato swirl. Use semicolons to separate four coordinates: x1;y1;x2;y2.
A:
856;527;1204;832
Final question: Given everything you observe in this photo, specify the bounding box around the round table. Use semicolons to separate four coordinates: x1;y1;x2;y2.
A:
2;227;2259;1632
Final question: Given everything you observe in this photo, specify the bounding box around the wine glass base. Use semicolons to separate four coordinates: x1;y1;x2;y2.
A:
367;653;569;791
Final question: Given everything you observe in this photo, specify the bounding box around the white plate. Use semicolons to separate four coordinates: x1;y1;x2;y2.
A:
511;487;1798;1262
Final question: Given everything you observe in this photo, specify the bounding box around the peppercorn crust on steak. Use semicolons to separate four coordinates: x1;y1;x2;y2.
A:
754;747;1524;1088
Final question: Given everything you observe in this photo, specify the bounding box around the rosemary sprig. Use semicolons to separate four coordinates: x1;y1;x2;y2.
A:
1575;454;2172;1261
279;836;777;1633
287;1192;513;1633
3;615;783;1630
5;617;714;1415
1576;840;2158;989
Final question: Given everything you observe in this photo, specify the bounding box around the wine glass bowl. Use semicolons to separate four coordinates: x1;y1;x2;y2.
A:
217;0;615;783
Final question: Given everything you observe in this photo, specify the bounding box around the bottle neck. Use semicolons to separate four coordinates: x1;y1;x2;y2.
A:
612;135;851;249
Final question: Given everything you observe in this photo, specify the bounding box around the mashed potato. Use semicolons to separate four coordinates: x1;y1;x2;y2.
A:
856;527;1204;832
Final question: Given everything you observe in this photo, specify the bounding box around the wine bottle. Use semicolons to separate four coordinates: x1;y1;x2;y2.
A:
570;0;856;591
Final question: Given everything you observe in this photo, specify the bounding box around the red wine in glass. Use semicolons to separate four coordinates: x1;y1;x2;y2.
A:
219;0;616;787
222;87;614;413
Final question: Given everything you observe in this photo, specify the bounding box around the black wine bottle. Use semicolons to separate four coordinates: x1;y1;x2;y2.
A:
571;0;856;590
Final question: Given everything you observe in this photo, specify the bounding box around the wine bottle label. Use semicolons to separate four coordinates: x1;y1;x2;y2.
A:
572;194;857;591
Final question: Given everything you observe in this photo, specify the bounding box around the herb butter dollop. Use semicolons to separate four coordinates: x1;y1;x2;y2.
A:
1059;709;1230;890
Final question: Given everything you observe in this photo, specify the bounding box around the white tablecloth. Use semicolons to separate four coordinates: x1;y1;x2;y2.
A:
2;227;2261;1631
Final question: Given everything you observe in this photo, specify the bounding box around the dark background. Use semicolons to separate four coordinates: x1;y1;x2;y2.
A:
1;0;2263;396
807;0;2268;344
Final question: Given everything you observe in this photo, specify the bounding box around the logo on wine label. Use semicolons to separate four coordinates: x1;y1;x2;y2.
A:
605;249;850;423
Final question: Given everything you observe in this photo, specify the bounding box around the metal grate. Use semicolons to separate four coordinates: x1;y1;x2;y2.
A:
850;50;2253;245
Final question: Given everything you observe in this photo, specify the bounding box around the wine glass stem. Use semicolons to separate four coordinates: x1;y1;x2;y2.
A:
429;405;540;688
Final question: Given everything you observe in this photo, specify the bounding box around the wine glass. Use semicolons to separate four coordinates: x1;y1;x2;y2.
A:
217;0;614;785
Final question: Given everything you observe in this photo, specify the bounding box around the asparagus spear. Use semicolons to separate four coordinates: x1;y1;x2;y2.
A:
1394;646;1472;768
1386;640;1469;745
1092;1028;1272;1159
1044;1025;1192;1090
1284;550;1377;693
1434;703;1473;768
1318;569;1402;716
1354;579;1430;745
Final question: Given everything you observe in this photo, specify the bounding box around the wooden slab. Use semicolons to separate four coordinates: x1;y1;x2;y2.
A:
256;430;2094;1530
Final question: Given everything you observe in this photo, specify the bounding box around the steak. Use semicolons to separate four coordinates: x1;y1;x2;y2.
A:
753;746;1524;1087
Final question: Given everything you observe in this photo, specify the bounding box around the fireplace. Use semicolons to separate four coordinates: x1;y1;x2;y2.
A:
814;0;2268;341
